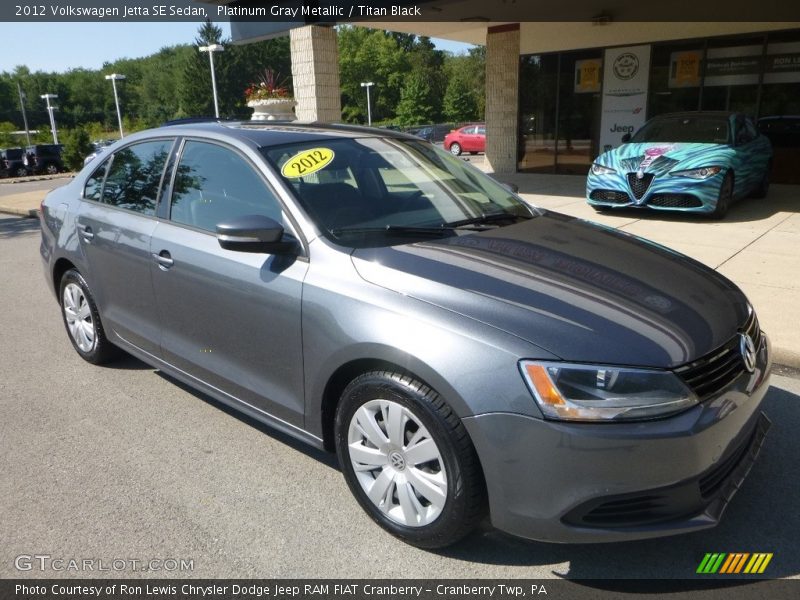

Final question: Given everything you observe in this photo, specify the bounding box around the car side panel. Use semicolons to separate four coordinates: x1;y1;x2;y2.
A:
300;240;558;439
149;221;309;427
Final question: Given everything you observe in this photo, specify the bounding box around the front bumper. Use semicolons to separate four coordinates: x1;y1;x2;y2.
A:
586;170;724;213
463;334;772;543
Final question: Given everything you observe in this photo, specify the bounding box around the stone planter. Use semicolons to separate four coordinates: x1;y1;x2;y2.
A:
247;98;297;121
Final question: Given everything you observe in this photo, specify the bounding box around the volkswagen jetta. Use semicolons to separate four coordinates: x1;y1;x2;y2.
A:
41;122;771;548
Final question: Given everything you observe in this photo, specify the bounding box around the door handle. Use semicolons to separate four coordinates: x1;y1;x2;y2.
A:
77;223;94;241
152;251;174;269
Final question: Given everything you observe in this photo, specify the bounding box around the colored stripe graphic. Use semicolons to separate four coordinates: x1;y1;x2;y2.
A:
744;553;773;574
697;553;773;574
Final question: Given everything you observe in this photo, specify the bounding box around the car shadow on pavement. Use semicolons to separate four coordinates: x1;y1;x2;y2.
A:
154;370;340;471
438;383;799;584
0;215;39;238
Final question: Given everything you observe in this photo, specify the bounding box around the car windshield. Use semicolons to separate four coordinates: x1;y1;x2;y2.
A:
262;138;535;247
631;116;731;144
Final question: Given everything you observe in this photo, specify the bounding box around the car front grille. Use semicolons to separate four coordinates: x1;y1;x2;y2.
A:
590;190;630;204
674;311;762;400
627;173;654;199
647;194;703;209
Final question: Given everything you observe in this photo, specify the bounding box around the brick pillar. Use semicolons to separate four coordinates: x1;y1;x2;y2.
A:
290;25;342;122
485;24;520;174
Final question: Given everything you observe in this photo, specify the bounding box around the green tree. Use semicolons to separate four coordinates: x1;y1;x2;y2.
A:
443;75;478;122
338;26;410;124
395;74;435;127
62;127;93;171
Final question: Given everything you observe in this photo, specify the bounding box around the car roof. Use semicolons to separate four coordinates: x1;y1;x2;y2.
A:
153;121;421;148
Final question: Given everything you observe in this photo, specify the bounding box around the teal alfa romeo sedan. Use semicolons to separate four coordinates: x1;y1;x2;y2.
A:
587;112;772;218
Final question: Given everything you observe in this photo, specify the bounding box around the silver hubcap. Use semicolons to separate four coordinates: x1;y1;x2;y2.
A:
63;283;95;352
450;145;460;155
348;399;447;527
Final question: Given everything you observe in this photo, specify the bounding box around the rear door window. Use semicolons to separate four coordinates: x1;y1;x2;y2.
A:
100;140;172;216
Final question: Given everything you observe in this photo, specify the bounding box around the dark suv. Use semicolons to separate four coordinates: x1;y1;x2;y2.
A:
409;124;454;144
0;148;29;178
24;144;64;175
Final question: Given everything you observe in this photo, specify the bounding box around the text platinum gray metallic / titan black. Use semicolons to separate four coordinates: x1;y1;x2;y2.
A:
40;122;771;548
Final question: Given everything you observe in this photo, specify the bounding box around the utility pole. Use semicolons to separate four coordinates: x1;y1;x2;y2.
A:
17;83;31;146
41;94;59;144
105;73;126;138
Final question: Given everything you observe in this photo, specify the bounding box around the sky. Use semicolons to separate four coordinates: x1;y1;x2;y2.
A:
0;22;475;74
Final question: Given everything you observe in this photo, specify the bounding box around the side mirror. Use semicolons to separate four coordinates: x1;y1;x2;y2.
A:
501;182;519;194
621;133;632;143
216;214;296;254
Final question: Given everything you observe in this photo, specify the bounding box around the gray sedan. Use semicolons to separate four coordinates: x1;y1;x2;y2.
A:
40;122;771;548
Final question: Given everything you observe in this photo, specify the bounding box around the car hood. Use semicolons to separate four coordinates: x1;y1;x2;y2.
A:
351;212;749;368
598;142;735;175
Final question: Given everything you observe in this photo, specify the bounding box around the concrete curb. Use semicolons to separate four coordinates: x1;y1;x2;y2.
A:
0;173;74;186
0;206;39;218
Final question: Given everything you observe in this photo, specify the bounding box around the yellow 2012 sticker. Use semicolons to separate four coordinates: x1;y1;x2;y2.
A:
280;147;335;178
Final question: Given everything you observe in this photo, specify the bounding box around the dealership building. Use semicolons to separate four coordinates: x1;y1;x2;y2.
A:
220;2;800;182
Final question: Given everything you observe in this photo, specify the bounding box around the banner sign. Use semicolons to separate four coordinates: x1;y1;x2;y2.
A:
599;45;651;153
574;58;603;93
669;50;703;87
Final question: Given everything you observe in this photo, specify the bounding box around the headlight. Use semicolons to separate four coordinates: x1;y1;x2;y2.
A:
519;361;697;421
669;166;722;179
591;163;616;176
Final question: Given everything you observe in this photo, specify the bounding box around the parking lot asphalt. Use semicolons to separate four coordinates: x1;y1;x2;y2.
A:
1;216;798;580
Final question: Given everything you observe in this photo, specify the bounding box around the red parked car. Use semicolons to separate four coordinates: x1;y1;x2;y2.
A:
444;124;486;156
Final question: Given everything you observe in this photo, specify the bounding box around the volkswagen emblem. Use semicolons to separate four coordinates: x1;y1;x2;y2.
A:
389;452;406;471
739;333;756;373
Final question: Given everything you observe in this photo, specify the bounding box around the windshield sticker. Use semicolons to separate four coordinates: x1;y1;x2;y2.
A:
281;147;335;178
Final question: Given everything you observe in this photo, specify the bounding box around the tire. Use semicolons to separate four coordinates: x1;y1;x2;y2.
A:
711;171;734;219
15;167;28;178
59;269;121;365
335;371;486;549
45;163;59;175
751;165;770;199
449;142;462;156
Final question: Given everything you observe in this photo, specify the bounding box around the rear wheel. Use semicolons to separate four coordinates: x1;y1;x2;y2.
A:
335;371;486;548
45;163;59;175
711;171;734;219
449;142;462;156
59;269;121;364
15;167;27;178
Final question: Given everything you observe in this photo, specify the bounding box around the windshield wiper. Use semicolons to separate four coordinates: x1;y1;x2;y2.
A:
446;211;533;228
330;225;455;237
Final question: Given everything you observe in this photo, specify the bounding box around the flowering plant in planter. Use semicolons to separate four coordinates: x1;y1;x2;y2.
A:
245;69;291;102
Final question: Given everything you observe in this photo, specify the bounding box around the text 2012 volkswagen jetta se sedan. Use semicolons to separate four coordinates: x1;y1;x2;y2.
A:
40;122;771;548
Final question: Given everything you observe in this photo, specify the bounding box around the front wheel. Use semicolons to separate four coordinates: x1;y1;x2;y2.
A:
335;371;486;548
59;269;121;364
45;163;59;175
15;167;28;178
711;171;734;219
449;142;462;156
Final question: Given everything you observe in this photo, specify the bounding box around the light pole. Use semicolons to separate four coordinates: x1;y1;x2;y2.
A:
198;43;224;118
40;94;59;144
360;82;375;126
105;73;126;138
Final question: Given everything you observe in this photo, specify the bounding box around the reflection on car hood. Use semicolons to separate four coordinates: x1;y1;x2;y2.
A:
599;142;735;174
351;212;749;368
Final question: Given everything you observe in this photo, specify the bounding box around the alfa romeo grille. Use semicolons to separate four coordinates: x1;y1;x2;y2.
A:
627;173;654;199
